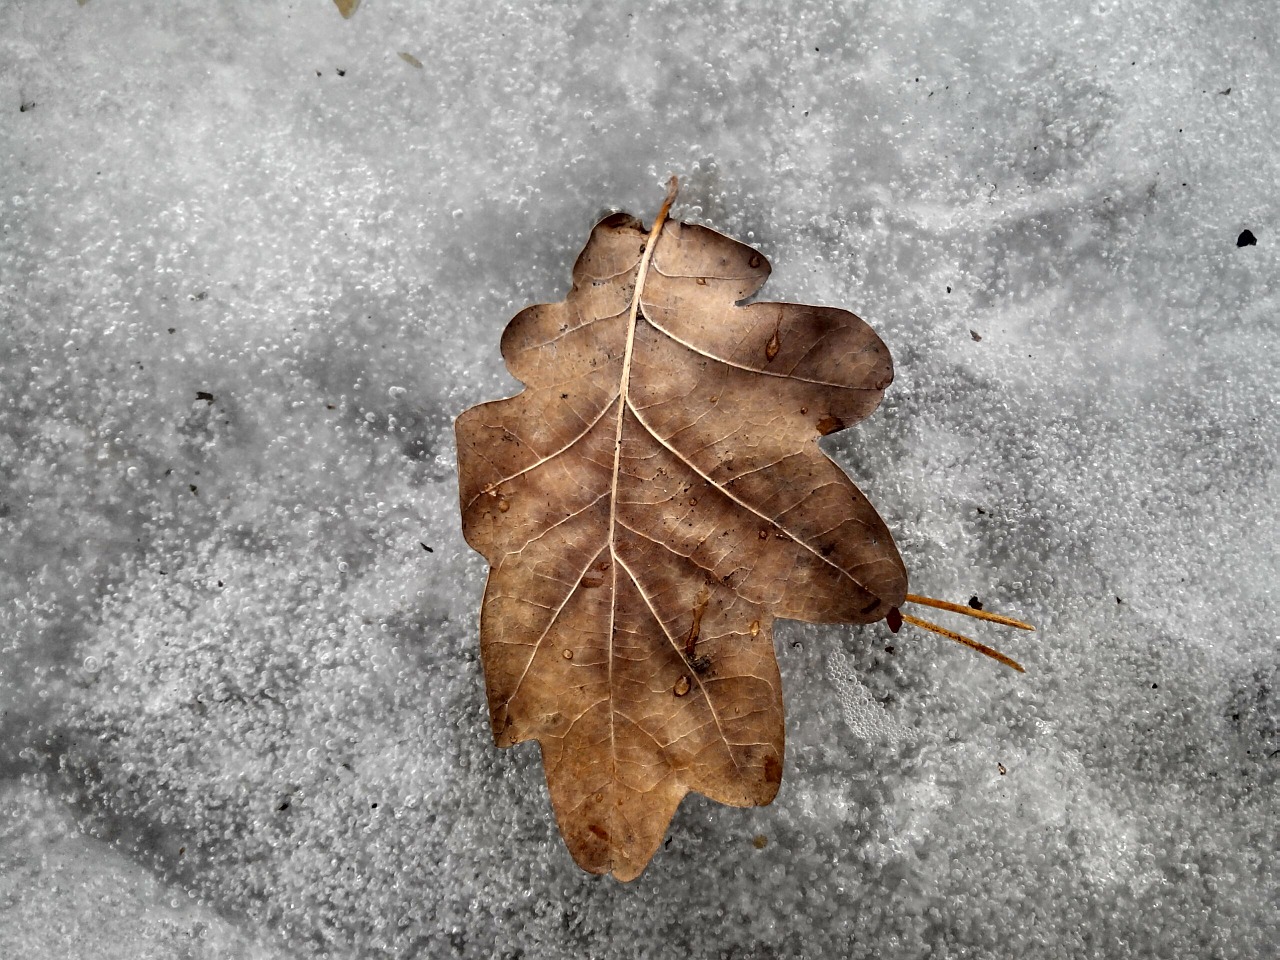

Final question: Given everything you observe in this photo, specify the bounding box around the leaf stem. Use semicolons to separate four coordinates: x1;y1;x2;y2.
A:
904;593;1034;631
900;613;1026;673
601;177;680;870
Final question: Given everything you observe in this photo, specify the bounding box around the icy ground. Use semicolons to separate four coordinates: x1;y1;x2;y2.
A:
1;1;1276;957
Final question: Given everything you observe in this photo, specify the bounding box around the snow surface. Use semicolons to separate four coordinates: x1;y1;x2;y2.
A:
2;1;1276;957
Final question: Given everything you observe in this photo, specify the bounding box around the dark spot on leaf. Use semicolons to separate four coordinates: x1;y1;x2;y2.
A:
765;327;781;361
817;415;843;435
886;607;903;633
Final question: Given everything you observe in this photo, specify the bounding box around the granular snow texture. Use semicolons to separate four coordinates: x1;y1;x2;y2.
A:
1;1;1276;958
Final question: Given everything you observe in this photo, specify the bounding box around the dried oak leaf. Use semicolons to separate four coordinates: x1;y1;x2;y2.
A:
455;183;907;880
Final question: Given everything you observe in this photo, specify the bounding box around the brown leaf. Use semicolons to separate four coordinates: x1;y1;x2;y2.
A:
455;181;907;880
332;0;360;18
